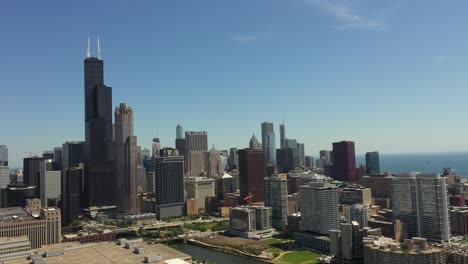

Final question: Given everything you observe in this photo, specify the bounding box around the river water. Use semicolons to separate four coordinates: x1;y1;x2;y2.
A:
171;243;265;264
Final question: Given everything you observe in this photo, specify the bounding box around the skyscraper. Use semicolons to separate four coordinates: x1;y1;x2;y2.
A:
152;138;161;158
392;173;450;242
276;148;294;173
185;131;208;152
297;143;305;168
279;122;286;149
176;124;184;139
205;146;222;177
264;174;288;231
114;103;138;213
238;149;266;203
39;159;61;206
0;145;8;166
365;151;380;175
229;148;238;169
155;150;185;219
332;141;357;182
249;134;261;150
62;164;84;225
23;156;48;188
84;40;115;207
319;150;332;164
299;182;340;235
261;122;276;165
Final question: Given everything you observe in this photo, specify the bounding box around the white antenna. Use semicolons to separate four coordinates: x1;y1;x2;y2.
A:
86;33;91;58
97;35;102;60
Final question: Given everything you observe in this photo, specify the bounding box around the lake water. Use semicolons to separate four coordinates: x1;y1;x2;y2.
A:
170;243;265;264
356;152;468;176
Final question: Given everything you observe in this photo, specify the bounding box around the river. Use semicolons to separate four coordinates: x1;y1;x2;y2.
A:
170;242;266;264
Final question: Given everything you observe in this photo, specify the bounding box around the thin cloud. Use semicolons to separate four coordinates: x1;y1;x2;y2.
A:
230;33;269;44
305;0;404;30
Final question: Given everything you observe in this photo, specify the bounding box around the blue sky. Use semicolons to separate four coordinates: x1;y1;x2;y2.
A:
2;0;468;167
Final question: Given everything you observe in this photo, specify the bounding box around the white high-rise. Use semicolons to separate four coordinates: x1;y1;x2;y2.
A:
299;182;339;235
392;173;450;242
39;160;61;206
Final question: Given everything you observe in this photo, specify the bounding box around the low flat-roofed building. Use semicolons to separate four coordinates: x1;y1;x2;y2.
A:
4;240;191;264
0;236;31;257
62;229;116;244
0;207;61;249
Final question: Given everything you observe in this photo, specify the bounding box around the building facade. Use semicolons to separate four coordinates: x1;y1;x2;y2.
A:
261;122;276;165
154;154;185;219
185;177;215;211
238;149;266;203
365;151;380;176
264;174;288;231
392;173;450;242
332;141;357;182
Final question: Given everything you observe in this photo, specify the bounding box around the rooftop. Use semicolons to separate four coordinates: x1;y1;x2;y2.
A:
6;240;191;264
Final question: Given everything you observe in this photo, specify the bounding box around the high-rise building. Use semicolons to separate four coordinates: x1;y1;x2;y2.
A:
392;173;450;242
152;138;161;158
238;149;266;203
249;134;261;150
53;147;62;170
332;141;357;182
297;143;305;168
186;152;205;176
175;138;186;157
276;148;294;173
205;146;222;177
319;150;332;164
365;151;380;176
216;172;234;202
229;148;238;169
279;122;286;149
176;124;184;139
264;174;288;231
343;204;372;228
299;182;339;235
0;145;8;166
39;160;61;206
154;152;185;219
185;131;208;152
340;187;372;205
261;122;276;165
284;139;299;168
62;164;84;225
84;45;115;207
23;156;48;188
61;142;85;170
305;156;314;168
114;103;138;213
185;177;215;211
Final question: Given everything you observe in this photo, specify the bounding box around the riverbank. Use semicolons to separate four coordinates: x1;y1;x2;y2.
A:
188;238;273;263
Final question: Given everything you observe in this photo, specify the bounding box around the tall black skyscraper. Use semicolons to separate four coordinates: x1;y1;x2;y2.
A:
84;38;115;207
365;151;380;175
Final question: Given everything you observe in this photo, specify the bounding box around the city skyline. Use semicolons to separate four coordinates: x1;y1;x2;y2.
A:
3;1;468;167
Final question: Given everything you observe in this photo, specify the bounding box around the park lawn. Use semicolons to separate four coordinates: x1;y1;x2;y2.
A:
261;236;294;245
274;250;321;264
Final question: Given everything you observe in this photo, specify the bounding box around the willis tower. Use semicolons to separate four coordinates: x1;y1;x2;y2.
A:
84;36;115;206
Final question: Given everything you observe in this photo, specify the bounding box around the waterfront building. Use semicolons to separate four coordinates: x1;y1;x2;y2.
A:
0;207;61;249
392;173;450;242
238;149;266;203
264;174;288;231
229;206;273;238
363;237;445;264
299;182;339;235
114;103;138;213
329;222;382;264
185;176;215;211
261;122;276;165
332;141;357;182
154;151;184;219
365;151;380;176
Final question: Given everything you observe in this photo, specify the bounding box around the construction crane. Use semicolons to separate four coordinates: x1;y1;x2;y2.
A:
243;192;254;206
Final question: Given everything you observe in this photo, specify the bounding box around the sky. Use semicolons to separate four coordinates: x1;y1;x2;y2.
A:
2;0;468;167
